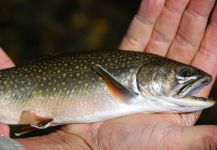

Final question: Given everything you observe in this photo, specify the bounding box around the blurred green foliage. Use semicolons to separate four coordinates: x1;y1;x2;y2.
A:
0;0;216;126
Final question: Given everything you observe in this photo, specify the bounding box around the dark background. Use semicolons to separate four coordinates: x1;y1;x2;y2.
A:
0;0;216;127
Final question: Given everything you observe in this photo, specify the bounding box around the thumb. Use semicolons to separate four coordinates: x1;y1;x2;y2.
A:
0;124;10;137
0;47;15;69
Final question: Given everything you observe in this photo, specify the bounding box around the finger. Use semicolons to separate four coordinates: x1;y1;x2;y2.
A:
167;0;215;63
119;0;165;51
180;5;217;126
191;4;217;98
145;0;189;56
0;47;15;69
0;49;14;137
163;125;217;149
0;124;10;137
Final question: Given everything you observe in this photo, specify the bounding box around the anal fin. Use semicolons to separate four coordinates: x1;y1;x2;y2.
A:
15;125;37;136
16;111;53;136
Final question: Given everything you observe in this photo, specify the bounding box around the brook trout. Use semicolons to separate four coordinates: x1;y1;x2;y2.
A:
0;50;215;135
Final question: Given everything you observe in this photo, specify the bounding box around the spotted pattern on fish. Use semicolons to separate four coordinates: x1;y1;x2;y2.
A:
0;50;164;124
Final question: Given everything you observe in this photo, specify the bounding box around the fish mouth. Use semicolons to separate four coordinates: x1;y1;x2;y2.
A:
172;75;216;107
177;75;211;97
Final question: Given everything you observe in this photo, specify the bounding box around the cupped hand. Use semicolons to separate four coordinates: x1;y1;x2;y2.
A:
1;0;217;149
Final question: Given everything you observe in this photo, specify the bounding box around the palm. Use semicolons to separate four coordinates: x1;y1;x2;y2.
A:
20;112;211;149
1;0;217;149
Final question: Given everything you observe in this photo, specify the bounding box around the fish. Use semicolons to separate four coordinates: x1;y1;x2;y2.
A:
0;50;215;135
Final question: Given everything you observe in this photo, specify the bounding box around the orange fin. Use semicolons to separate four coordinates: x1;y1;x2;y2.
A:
92;65;137;102
15;124;38;136
16;111;53;136
19;111;53;127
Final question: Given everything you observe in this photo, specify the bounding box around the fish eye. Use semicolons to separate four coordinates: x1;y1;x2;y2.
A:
179;67;195;77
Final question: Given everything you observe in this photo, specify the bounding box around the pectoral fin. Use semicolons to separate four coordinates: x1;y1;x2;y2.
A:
92;65;137;103
16;111;53;136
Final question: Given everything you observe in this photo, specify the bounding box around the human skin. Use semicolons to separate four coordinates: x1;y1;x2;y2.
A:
1;0;217;149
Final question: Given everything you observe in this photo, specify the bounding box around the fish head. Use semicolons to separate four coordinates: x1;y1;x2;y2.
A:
136;58;215;111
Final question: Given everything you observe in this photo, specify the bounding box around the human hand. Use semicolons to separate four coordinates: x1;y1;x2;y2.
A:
0;48;14;137
1;0;217;149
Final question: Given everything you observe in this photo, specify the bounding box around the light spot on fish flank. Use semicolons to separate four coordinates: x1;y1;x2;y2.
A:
54;65;58;70
43;77;47;81
85;83;88;87
75;66;79;69
76;73;80;77
121;73;126;78
122;58;127;61
121;64;125;68
21;87;25;92
32;91;37;95
62;73;66;78
63;87;67;91
57;70;61;73
64;63;68;67
12;93;16;97
78;80;82;84
130;68;134;73
53;87;57;91
66;90;71;94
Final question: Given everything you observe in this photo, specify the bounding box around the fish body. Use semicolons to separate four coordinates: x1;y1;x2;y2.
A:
0;50;215;131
